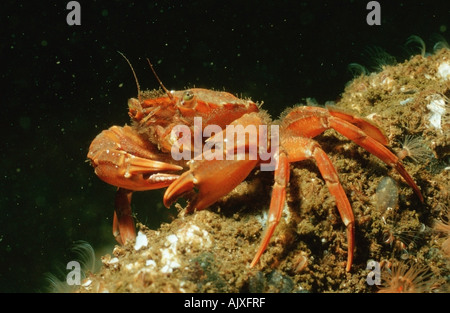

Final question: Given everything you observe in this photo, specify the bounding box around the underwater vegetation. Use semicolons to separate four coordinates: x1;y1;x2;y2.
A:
75;41;449;293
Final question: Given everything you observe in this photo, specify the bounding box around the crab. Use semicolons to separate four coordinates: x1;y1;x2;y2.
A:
87;61;423;272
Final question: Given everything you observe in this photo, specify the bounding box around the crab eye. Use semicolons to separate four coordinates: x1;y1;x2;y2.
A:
182;90;194;101
179;90;196;109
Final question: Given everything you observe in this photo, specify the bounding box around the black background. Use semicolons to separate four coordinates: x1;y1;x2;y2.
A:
1;0;449;293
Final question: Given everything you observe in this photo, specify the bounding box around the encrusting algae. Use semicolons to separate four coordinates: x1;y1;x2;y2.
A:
77;47;449;293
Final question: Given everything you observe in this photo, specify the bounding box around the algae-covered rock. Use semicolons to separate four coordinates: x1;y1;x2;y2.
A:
80;49;449;293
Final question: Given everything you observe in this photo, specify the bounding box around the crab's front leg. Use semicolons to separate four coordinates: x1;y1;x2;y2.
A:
88;125;182;244
164;158;259;212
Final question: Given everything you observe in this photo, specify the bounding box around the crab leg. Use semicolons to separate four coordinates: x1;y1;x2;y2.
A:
326;105;389;146
164;158;259;212
328;117;423;202
113;188;134;245
280;136;355;271
250;150;289;268
283;106;423;202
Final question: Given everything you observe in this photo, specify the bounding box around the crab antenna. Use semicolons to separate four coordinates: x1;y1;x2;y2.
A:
117;51;142;102
146;58;174;100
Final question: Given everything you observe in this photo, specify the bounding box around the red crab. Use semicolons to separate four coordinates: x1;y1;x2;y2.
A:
87;60;423;272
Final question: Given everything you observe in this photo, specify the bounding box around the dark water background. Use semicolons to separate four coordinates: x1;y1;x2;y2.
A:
1;0;448;292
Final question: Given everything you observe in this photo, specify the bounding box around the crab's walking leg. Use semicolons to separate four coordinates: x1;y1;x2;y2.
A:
285;136;355;271
328;117;423;202
250;151;289;268
326;105;389;146
283;106;423;203
113;188;135;245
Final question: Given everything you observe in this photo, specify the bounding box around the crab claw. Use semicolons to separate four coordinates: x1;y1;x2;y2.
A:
164;159;259;212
